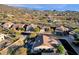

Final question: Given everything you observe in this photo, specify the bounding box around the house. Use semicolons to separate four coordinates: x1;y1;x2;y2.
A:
55;25;69;36
2;22;13;29
39;26;46;33
0;33;12;50
7;14;14;17
47;15;52;23
26;24;37;31
0;38;12;50
31;34;61;54
39;26;51;33
39;28;45;33
12;24;26;31
0;33;7;42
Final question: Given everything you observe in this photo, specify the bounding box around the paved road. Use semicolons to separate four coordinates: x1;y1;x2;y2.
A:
57;35;79;55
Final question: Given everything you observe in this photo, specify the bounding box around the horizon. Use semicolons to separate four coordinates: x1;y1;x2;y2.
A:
7;4;79;11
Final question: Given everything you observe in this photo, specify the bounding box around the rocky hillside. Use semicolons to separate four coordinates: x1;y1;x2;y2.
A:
0;4;79;28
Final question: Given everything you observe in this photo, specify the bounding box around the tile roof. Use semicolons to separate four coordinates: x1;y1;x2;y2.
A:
33;34;59;49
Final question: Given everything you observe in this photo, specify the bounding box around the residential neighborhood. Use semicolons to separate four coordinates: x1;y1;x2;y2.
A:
0;4;79;55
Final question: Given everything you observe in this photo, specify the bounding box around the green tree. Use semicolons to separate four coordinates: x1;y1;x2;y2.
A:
19;28;25;31
57;44;65;54
34;27;40;32
29;33;37;39
74;34;79;41
8;48;14;55
73;28;79;33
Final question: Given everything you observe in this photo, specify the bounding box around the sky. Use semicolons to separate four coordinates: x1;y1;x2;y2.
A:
7;4;79;11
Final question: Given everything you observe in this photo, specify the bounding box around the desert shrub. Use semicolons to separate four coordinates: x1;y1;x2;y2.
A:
15;47;28;55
